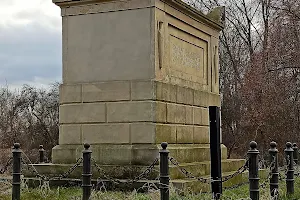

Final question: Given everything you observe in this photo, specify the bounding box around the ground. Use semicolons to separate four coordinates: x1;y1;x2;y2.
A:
0;178;300;199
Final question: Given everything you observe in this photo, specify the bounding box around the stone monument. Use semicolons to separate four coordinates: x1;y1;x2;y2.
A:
30;0;245;190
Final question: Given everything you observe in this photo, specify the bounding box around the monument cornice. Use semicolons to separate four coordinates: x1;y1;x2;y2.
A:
162;0;224;31
53;0;224;31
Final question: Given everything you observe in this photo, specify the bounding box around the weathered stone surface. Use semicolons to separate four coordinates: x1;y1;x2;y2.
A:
185;106;193;125
167;103;186;124
59;84;82;103
82;81;130;102
193;107;203;125
82;124;130;144
51;0;230;185
63;8;153;84
166;103;176;123
59;125;82;145
93;145;133;165
156;82;176;102
176;104;186;124
132;145;159;165
52;145;80;164
155;124;176;144
155;102;167;123
209;93;221;106
130;123;155;144
194;90;209;107
202;109;209;126
131;80;156;100
59;103;106;124
193;126;209;144
176;85;194;105
176;125;193;144
107;101;154;122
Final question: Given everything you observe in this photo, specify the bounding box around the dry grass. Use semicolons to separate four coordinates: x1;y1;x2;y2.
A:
0;178;300;199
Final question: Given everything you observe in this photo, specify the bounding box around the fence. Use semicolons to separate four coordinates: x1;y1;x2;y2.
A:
1;140;300;200
1;106;300;200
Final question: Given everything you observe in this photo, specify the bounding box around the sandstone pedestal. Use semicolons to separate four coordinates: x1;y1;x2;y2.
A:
26;0;245;190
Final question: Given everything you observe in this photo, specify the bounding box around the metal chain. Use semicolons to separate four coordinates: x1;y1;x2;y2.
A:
285;154;290;176
222;160;249;182
219;153;249;183
258;155;267;169
0;157;12;174
21;157;83;181
129;158;159;183
49;158;83;181
92;157;159;185
169;157;211;184
293;161;300;177
278;170;285;181
260;155;276;188
223;181;249;190
21;158;48;180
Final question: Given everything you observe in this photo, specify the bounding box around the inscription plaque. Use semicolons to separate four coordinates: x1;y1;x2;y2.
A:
168;25;208;85
171;37;203;71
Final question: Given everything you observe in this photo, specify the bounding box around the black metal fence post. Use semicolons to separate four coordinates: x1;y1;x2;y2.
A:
12;143;21;200
269;142;279;199
285;142;294;195
209;106;222;199
248;141;259;200
82;143;92;200
39;145;45;163
160;142;169;200
293;143;298;165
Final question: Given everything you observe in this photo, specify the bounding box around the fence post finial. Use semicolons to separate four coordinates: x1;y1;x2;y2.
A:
39;145;45;163
82;143;92;200
160;142;169;200
12;143;22;200
248;141;259;200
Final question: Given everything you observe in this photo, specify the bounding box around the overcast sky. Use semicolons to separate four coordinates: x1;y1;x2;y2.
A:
0;0;61;89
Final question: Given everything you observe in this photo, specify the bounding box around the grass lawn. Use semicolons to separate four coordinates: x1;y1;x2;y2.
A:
0;179;299;199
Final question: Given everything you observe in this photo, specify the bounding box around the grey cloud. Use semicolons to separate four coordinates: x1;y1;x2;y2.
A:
0;0;16;6
0;22;62;85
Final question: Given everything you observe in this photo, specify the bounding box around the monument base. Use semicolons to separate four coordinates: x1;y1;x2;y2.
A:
52;144;228;165
23;159;254;193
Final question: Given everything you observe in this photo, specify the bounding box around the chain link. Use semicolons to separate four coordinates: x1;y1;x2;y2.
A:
50;158;83;181
21;158;49;180
222;159;249;182
293;161;300;177
169;157;212;184
21;156;83;181
259;155;276;188
0;157;12;174
92;157;159;186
